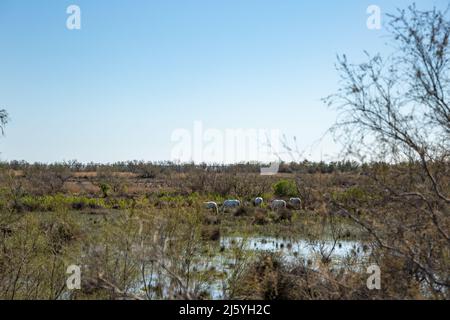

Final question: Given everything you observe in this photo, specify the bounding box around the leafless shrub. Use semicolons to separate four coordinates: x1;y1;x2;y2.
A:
325;5;450;297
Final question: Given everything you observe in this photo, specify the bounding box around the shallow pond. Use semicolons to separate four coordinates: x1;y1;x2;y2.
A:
137;235;366;300
221;236;362;260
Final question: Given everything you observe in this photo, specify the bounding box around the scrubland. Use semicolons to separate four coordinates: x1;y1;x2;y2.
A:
0;161;447;300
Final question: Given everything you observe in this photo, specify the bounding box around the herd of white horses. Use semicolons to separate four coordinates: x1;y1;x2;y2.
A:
203;197;302;214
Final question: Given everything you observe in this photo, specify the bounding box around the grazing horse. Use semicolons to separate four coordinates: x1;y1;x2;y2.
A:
254;197;263;206
289;197;302;208
271;199;287;210
222;199;241;212
204;201;219;214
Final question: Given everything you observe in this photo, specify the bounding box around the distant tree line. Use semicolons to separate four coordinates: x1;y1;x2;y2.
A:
0;159;412;176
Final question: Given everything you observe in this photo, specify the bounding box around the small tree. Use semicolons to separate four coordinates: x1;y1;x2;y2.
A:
326;5;449;296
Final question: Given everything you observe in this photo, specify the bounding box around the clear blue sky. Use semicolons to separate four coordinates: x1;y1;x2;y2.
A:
0;0;447;163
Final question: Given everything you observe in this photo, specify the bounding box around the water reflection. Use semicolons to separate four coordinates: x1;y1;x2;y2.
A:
220;236;361;261
136;236;365;300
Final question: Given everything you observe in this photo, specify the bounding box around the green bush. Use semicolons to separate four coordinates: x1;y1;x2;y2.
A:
21;194;70;212
272;180;297;197
108;198;132;209
17;195;107;212
99;183;110;198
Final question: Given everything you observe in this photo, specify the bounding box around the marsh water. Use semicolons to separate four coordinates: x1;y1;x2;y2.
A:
220;236;362;260
136;235;366;300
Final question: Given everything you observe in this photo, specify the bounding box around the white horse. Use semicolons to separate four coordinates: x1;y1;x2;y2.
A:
254;197;264;206
271;199;287;210
289;197;302;208
204;201;219;214
222;199;241;212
